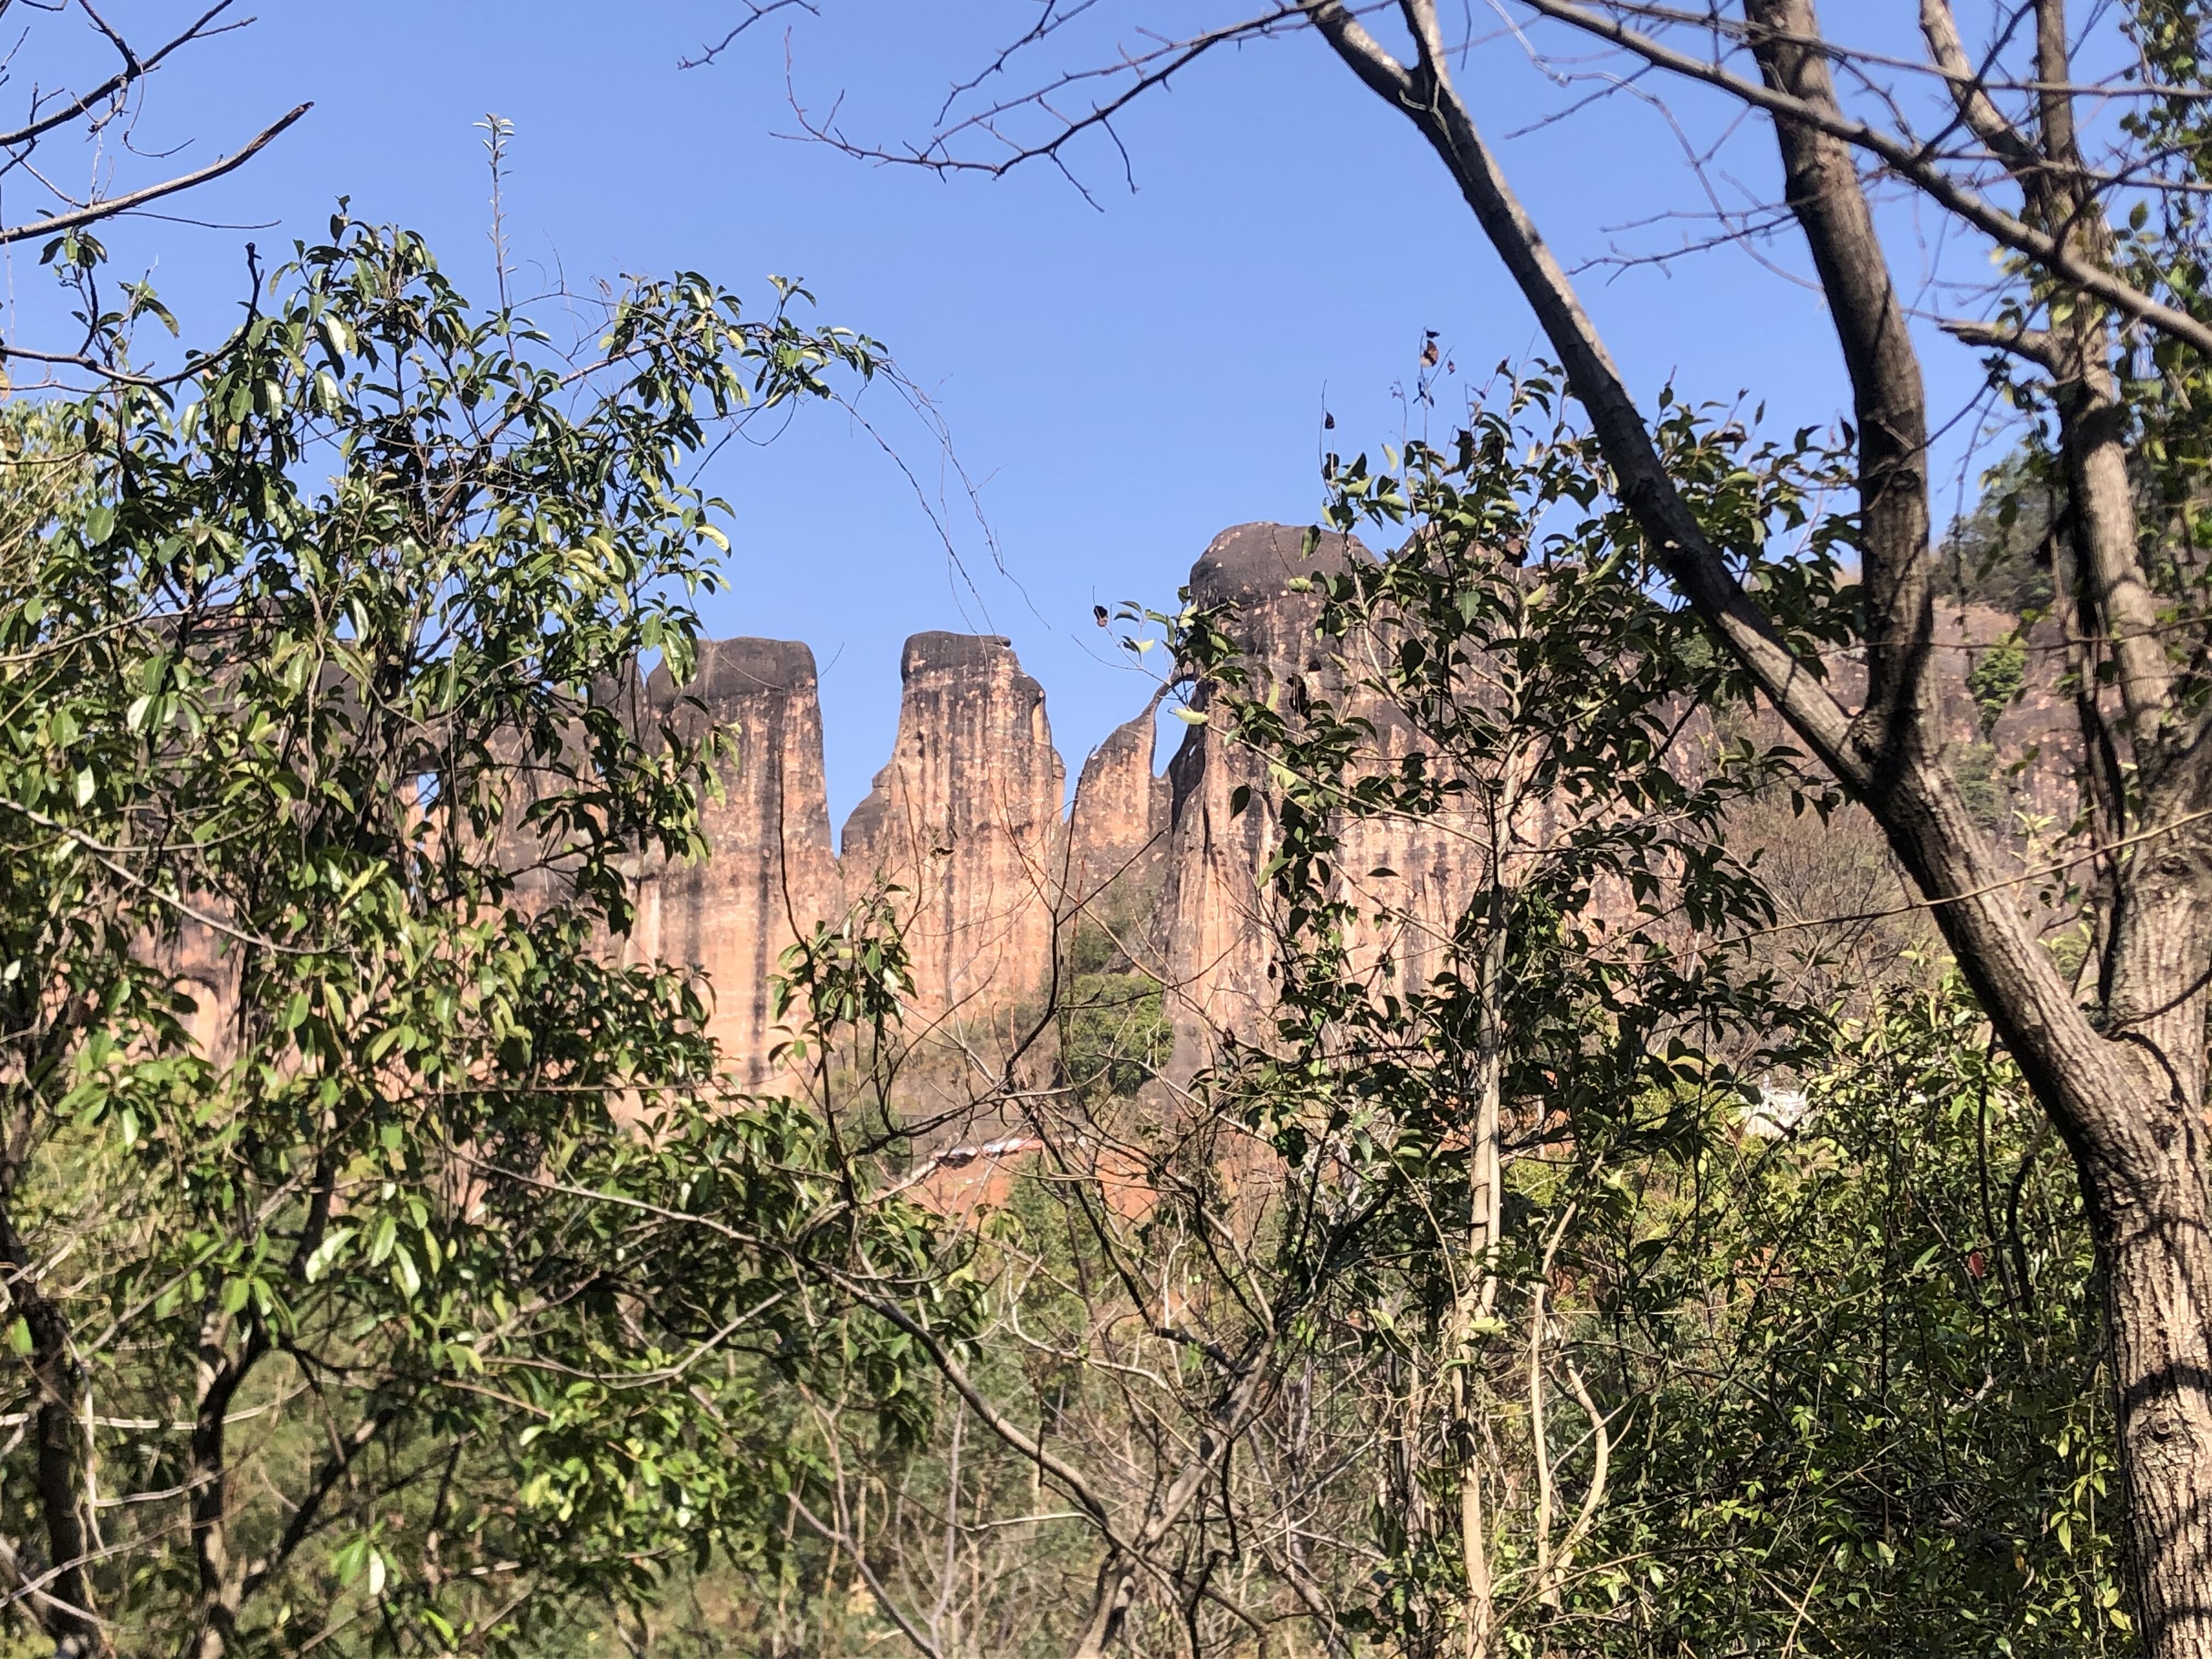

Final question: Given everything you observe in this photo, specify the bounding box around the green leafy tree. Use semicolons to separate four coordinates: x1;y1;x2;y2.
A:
1570;980;2121;1659
1155;375;1830;1655
0;216;951;1658
1097;385;2123;1658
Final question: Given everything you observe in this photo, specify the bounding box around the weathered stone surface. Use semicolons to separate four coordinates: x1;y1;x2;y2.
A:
839;632;1067;1065
506;527;2091;1097
631;637;839;1086
1067;699;1171;912
1153;523;1487;1079
1156;525;1337;1075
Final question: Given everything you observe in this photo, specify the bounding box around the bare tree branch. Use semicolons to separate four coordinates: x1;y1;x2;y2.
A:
0;102;311;248
0;1;239;152
678;0;820;70
1511;0;2212;363
788;1494;946;1659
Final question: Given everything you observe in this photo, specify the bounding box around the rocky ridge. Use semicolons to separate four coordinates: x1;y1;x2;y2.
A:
632;522;2079;1091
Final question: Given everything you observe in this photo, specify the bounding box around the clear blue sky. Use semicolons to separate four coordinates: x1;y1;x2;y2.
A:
3;3;1998;828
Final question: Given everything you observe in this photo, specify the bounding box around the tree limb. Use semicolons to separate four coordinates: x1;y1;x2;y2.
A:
1511;0;2212;365
788;1493;945;1659
0;2;240;152
0;102;309;247
1302;0;1865;785
1917;0;2040;178
1743;0;1936;735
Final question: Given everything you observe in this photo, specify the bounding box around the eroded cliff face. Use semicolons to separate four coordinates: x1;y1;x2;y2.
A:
617;625;1158;1089
839;632;1068;1072
1152;523;1496;1079
1156;524;1334;1075
1068;702;1171;914
629;637;839;1087
153;511;2094;1101
608;523;2083;1096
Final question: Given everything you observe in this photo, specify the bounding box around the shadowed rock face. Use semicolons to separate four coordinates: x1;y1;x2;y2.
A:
1155;524;1493;1079
1147;528;2086;1081
839;632;1068;1059
1158;523;1392;1077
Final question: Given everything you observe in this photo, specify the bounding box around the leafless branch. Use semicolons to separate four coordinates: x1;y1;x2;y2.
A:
0;101;311;247
678;0;820;70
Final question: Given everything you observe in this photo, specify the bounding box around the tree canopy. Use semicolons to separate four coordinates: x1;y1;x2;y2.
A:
0;214;962;1659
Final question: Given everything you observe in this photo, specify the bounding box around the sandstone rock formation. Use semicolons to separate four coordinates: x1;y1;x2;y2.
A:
1153;523;1492;1078
1066;700;1171;911
1154;524;1335;1075
839;632;1067;1074
153;503;2096;1110
599;522;2083;1101
629;636;839;1087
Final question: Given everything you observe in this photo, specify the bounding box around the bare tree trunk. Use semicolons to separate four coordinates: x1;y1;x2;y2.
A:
1070;1556;1136;1659
2101;1155;2212;1657
0;1197;103;1656
2077;863;2212;1657
1450;907;1506;1659
188;1313;265;1659
1067;1362;1271;1658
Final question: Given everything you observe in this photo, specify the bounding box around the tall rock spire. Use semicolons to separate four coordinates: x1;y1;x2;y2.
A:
840;632;1068;1072
1154;522;1489;1082
634;637;839;1087
1066;696;1171;914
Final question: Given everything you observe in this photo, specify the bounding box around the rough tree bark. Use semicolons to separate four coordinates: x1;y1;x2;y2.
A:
0;1207;101;1655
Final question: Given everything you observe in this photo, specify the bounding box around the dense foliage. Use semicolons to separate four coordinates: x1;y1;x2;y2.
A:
628;381;2118;1659
0;69;2153;1659
0;218;960;1658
